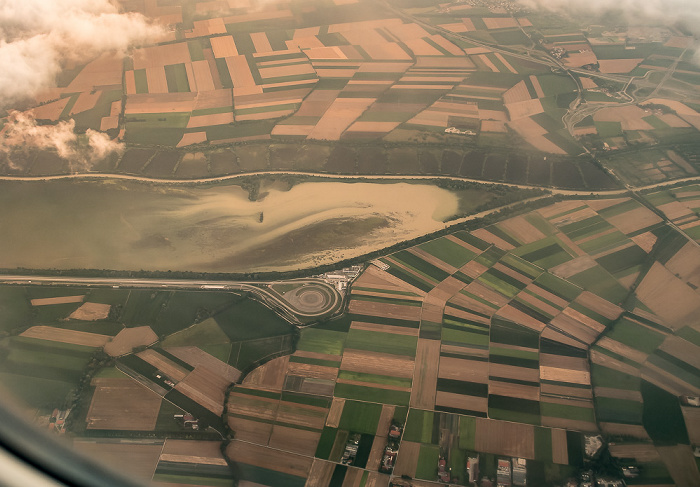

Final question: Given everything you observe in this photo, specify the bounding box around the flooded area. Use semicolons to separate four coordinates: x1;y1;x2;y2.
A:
0;179;463;273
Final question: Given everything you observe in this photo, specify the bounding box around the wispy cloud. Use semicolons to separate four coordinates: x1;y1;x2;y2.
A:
1;111;124;171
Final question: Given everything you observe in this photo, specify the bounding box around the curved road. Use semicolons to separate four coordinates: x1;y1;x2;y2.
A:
0;275;341;323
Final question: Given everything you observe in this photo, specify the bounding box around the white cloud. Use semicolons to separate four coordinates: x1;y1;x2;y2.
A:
0;0;163;106
518;0;700;32
1;111;124;170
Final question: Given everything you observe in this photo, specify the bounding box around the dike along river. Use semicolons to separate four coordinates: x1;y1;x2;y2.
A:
0;178;480;273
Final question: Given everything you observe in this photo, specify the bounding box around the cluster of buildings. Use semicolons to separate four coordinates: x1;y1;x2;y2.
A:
316;265;363;292
496;457;526;487
174;413;199;430
340;433;362;466
48;408;71;434
379;422;403;474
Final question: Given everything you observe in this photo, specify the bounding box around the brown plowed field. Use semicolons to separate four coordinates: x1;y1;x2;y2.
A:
448;293;496;317
472;228;516;250
341;350;414;379
393;441;419;478
228;416;273;445
541;416;597;432
435;391;488;413
87;378;162;430
444;306;489;325
541;328;587;350
348;299;422;321
228;391;279;422
276;401;328;430
306;459;335;487
540;366;590;385
490;363;540;382
20;326;111;348
376;405;396;437
609;443;660;462
636;263;700;328
69;302;111;321
465;281;511;308
574;292;622;320
176;366;231;415
366;437;386;471
326;397;345;427
489;381;540;401
475;418;535;459
607;206;662;235
242;355;289;391
596;338;648;364
540;353;588;370
549;312;600;346
551;429;569;464
409;248;458;274
31;295;84;306
439;356;488;382
600;422;649;438
517;292;560;317
342;466;364;487
137;349;189;382
497;305;546;331
160;440;227;465
590;350;641;377
269;425;320;456
499;215;547;243
226;440;313;478
167;346;241;382
681;406;700;445
410;339;440;410
73;440;163;482
666;242;700;289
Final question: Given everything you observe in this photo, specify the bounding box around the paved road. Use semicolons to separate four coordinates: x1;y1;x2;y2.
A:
0;275;341;321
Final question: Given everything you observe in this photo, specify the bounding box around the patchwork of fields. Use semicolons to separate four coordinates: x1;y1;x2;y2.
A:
1;191;699;485
5;0;699;192
217;195;700;486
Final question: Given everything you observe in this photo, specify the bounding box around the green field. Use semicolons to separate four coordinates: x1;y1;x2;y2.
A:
416;444;440;480
296;328;345;356
161;318;230;347
403;409;435;444
337;401;383;435
344;329;417;357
